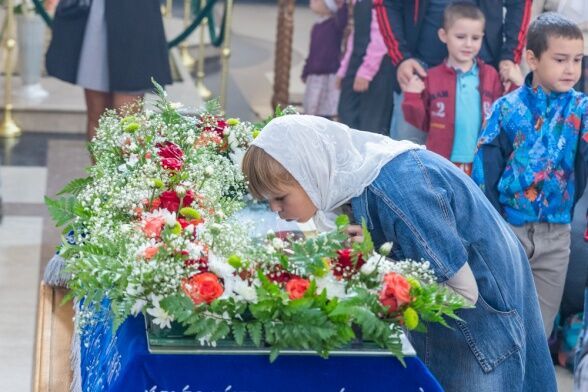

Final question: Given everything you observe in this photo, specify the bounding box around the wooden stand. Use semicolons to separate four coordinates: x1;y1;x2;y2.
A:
33;282;74;392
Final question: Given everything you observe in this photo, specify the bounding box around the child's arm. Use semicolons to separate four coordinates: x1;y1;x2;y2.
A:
502;63;524;93
354;9;388;91
472;102;513;214
336;30;354;88
401;75;429;132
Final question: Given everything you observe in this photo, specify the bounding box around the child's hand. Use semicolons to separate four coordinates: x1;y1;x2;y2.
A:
346;225;364;243
335;76;342;90
353;76;370;92
397;58;427;90
498;60;515;83
504;63;524;89
404;75;425;94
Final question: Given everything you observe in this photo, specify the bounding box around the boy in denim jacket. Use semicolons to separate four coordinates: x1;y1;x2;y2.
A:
473;13;588;337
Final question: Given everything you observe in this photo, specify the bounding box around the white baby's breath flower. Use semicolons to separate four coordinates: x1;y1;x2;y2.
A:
127;154;139;167
271;237;285;250
126;283;144;296
205;166;214;176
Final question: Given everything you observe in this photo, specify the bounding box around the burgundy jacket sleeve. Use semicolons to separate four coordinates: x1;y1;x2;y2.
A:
402;88;430;132
502;0;533;63
374;0;412;66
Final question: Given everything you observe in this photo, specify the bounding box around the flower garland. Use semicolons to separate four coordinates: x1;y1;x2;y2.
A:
46;86;468;362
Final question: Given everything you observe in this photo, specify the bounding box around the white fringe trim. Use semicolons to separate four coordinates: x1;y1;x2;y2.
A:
43;254;71;287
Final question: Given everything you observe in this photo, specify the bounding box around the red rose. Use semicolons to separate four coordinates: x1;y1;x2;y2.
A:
182;272;223;304
183;190;195;206
156;141;184;159
333;249;365;279
379;272;412;313
286;278;310;300
214;119;227;137
157;142;184;171
160;191;180;212
161;157;183;171
159;190;195;212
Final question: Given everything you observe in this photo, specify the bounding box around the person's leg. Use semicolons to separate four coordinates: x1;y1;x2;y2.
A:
528;223;572;336
358;60;394;135
389;91;427;144
84;89;112;141
337;76;360;129
112;93;143;117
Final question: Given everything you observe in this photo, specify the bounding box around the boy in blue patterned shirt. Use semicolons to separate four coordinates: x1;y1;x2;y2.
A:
473;13;588;337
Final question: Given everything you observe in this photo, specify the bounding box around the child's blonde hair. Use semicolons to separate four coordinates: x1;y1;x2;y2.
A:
242;145;297;200
443;1;485;30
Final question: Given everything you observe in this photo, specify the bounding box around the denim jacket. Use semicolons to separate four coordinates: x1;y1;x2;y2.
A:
352;149;556;391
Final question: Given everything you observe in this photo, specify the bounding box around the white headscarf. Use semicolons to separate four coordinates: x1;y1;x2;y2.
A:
252;115;422;232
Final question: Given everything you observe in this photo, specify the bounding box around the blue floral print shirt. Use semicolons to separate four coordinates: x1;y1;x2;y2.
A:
472;74;588;226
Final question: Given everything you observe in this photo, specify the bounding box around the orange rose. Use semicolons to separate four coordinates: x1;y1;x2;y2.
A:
143;246;159;260
285;278;310;300
379;272;412;312
143;216;166;238
182;272;224;304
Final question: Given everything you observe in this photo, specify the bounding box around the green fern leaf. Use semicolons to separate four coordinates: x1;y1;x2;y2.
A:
57;177;92;196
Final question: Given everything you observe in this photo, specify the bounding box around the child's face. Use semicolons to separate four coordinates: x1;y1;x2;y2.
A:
527;36;584;93
265;183;317;224
438;18;485;68
310;0;331;17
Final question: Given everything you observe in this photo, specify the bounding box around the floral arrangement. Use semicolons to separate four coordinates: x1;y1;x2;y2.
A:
46;86;468;362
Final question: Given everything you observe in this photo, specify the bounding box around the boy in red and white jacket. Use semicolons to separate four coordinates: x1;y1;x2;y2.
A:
402;1;522;176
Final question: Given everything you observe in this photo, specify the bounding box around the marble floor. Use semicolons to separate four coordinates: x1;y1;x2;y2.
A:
0;133;88;391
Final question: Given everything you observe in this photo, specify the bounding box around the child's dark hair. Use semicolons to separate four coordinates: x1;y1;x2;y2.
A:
527;12;583;59
443;1;485;30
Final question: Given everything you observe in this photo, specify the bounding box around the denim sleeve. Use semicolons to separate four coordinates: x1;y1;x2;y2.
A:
472;103;512;214
370;163;469;283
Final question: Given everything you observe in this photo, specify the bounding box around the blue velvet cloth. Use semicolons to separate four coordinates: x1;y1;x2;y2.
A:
79;310;444;392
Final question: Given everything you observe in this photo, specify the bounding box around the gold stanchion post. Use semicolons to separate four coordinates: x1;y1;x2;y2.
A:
219;0;234;111
166;0;173;18
0;0;21;138
180;0;195;67
195;0;211;100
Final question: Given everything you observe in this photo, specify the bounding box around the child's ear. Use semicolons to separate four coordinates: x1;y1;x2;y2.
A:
438;28;448;44
525;49;538;71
